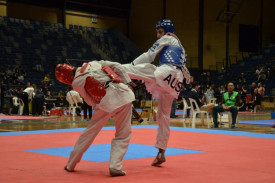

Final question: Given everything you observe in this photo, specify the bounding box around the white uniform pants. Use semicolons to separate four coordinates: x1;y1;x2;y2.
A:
123;63;179;151
155;93;174;150
66;103;132;171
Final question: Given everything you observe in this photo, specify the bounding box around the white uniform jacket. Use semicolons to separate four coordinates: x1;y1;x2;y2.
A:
23;87;34;100
66;90;83;106
72;60;135;112
132;34;186;66
124;34;187;99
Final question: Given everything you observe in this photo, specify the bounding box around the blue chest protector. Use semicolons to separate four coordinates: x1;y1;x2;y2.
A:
158;45;185;67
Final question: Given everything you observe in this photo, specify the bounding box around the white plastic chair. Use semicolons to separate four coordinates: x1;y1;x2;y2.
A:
189;98;210;128
68;104;78;117
12;97;24;115
210;98;217;104
182;98;192;125
253;105;261;112
219;111;240;127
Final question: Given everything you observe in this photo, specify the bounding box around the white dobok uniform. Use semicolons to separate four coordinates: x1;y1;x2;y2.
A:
24;87;34;100
124;33;190;151
66;60;135;171
66;90;83;106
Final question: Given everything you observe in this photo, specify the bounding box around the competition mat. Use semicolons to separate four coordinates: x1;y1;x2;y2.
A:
0;125;275;183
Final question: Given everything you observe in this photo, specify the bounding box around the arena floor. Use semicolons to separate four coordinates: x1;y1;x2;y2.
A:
0;110;274;134
0;111;275;183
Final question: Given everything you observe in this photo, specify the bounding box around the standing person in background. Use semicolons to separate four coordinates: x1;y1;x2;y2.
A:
32;88;45;116
257;82;265;110
248;88;262;112
66;88;83;116
22;84;35;115
257;82;265;97
123;19;191;166
82;99;92;121
250;82;257;95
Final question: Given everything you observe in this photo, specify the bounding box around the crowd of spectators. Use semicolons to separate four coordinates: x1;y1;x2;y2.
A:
0;64;27;85
0;65;67;115
0;62;274;116
255;65;273;82
176;80;267;113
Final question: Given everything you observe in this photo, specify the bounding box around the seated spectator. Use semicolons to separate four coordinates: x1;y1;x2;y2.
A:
5;88;14;98
33;61;43;72
266;70;272;81
6;65;13;75
57;90;64;98
44;73;50;82
11;73;18;85
238;98;247;111
17;88;24;100
217;84;226;103
17;74;24;84
19;66;27;77
238;72;246;83
41;78;50;94
187;81;215;116
257;82;265;97
248;88;262;112
255;65;262;77
13;64;20;74
171;84;186;118
212;82;240;128
3;72;11;84
12;88;19;97
204;84;215;104
257;72;266;82
170;98;178;118
26;82;31;88
249;82;257;95
57;90;65;106
45;90;53;99
238;84;247;101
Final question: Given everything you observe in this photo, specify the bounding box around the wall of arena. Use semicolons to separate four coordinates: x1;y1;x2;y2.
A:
0;0;7;16
6;2;62;23
65;11;127;35
130;0;275;70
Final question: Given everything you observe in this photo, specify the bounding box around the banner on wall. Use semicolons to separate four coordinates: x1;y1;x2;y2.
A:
92;14;97;24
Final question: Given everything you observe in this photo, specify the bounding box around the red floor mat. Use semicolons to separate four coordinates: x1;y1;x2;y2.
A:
0;128;275;183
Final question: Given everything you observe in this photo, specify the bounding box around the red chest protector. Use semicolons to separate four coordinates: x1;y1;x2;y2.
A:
80;63;122;104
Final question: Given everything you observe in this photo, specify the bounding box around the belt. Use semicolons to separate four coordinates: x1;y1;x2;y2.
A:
103;80;113;88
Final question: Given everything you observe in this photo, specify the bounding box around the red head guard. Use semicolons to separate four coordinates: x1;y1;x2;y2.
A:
55;63;75;85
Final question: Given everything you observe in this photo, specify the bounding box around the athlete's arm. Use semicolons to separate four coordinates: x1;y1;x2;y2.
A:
132;36;170;65
98;60;132;84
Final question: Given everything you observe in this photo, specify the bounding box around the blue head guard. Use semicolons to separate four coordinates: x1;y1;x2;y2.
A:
155;19;175;34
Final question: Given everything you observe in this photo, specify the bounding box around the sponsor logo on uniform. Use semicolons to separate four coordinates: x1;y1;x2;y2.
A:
149;41;160;52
